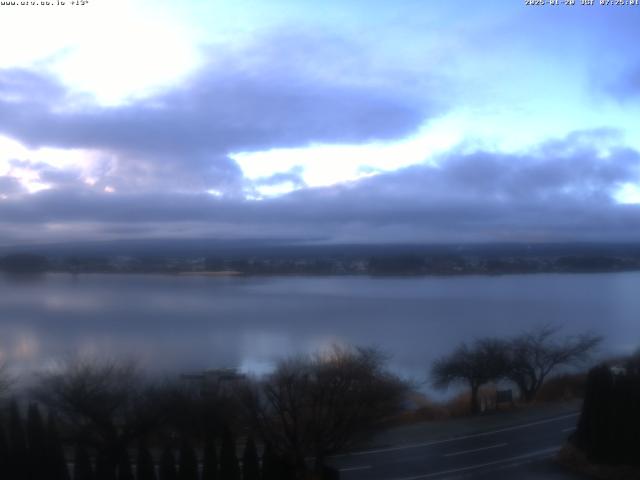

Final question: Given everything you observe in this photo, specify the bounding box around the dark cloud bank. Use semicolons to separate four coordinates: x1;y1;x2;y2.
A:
1;134;639;245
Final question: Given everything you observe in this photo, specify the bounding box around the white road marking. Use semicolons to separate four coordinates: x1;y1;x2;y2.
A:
333;412;579;458
390;446;561;480
443;442;508;457
339;465;372;472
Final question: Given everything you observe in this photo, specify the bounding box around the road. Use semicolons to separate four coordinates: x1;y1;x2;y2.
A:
330;412;587;479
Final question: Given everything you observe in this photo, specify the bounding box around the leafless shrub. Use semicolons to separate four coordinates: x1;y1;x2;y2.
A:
506;325;602;402
242;345;409;476
33;357;164;468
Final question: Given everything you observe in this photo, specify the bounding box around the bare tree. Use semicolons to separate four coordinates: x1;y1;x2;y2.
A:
242;345;408;477
506;325;602;402
431;338;509;414
34;358;165;470
0;362;11;399
627;348;640;374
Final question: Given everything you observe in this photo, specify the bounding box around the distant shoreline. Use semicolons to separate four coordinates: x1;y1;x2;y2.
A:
4;245;640;278
177;270;243;276
4;268;640;279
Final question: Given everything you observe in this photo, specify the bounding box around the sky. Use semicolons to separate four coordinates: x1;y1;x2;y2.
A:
0;0;639;246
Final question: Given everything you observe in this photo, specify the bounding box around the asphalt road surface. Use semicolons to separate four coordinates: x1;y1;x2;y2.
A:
330;412;587;480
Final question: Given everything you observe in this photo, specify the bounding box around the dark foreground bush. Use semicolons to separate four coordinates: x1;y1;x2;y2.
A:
558;443;640;480
571;360;640;466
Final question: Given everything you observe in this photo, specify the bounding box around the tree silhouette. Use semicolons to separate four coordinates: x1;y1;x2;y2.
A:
276;453;295;480
178;438;198;480
96;451;117;480
572;356;640;466
242;436;260;480
74;444;95;480
159;446;177;480
432;338;509;414
260;442;276;480
0;362;10;398
136;440;156;480
36;359;164;472
27;403;48;480
117;448;135;480
0;422;9;476
201;434;218;480
506;325;602;402
244;345;408;476
8;400;28;480
47;412;70;480
219;426;240;480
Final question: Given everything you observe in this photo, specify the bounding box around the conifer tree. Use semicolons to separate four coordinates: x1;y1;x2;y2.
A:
96;451;117;480
46;412;70;480
27;403;48;480
278;455;296;480
159;446;177;480
242;436;260;480
219;427;240;480
260;443;277;480
74;444;95;480
136;440;156;480
9;400;28;480
0;422;9;475
178;438;198;480
201;435;218;480
118;448;135;480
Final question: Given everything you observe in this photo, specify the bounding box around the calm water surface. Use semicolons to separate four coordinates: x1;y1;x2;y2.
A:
1;272;638;381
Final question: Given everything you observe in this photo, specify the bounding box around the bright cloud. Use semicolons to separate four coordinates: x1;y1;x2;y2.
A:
0;0;201;105
233;117;462;195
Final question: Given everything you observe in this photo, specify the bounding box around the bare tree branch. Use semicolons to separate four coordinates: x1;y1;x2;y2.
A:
241;345;408;476
33;357;165;470
0;362;11;399
506;325;602;402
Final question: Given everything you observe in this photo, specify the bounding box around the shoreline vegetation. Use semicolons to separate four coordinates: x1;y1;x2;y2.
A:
177;270;243;276
0;330;625;479
3;244;640;277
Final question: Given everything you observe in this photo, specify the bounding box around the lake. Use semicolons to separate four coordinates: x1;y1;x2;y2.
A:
1;272;638;384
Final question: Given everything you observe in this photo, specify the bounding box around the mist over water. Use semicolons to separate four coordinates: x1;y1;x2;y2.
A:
0;272;638;385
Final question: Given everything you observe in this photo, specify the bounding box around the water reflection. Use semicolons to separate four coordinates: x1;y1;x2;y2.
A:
0;273;638;384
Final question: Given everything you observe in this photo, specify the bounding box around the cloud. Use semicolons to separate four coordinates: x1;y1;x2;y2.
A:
7;159;83;190
252;166;307;194
607;64;640;100
0;175;23;196
0;31;430;195
0;68;67;104
1;132;639;245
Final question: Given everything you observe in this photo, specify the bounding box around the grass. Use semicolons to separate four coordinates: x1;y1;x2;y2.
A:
384;374;588;429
